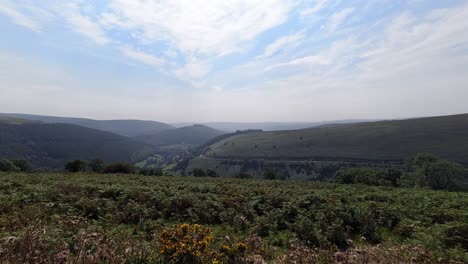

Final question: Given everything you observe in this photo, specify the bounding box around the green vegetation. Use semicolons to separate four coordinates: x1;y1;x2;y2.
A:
2;172;465;263
0;159;32;172
205;114;468;165
334;153;467;191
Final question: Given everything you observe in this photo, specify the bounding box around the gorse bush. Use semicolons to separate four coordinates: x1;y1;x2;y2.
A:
159;223;213;263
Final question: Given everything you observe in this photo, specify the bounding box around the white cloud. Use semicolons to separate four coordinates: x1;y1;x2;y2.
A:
0;2;48;32
260;32;304;58
102;0;298;56
0;6;39;32
120;46;165;68
328;7;354;32
300;0;328;17
174;58;212;83
63;3;110;45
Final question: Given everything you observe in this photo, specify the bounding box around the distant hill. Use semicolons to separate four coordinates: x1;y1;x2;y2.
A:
204;114;468;165
0;113;174;137
0;116;42;125
136;125;225;147
0;121;154;168
171;120;375;132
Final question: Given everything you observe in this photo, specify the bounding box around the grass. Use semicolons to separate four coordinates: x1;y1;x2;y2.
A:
0;172;467;263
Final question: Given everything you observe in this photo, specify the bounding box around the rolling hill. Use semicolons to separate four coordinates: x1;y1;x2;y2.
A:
203;114;468;165
0;120;154;168
0;113;174;137
172;120;374;132
136;124;225;147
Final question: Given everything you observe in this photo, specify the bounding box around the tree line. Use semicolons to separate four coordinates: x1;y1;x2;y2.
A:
64;159;163;176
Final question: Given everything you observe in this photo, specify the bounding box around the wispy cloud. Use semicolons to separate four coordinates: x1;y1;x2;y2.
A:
328;7;354;32
300;0;328;17
0;2;50;32
259;32;305;58
63;2;110;45
119;46;165;68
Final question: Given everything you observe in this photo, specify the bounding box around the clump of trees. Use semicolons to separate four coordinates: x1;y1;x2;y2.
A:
0;159;32;172
334;153;467;191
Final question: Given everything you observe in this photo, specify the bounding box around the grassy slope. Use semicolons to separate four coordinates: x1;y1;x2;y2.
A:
136;124;225;146
0;122;154;168
206;114;468;165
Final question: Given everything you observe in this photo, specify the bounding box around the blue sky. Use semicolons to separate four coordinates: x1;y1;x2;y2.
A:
1;0;468;122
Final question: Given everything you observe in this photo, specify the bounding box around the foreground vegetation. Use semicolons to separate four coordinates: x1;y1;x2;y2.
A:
0;173;467;263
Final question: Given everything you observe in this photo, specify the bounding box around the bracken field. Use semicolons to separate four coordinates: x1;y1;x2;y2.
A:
0;172;467;263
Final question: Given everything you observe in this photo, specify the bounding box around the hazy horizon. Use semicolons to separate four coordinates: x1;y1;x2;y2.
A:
2;0;468;122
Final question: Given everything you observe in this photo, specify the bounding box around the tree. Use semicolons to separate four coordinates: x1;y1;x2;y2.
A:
140;168;163;176
0;159;20;172
192;168;206;177
263;168;277;180
88;159;104;173
404;153;466;191
103;162;135;174
65;160;87;173
423;160;465;191
12;160;32;172
206;169;218;178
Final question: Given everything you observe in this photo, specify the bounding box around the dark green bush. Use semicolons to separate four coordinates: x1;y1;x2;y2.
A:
88;159;104;173
64;160;87;172
139;168;163;176
103;162;135;174
0;159;20;172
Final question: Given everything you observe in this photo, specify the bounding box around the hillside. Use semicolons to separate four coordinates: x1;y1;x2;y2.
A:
172;120;374;132
0;113;174;137
136;124;225;147
204;114;468;165
0;122;154;168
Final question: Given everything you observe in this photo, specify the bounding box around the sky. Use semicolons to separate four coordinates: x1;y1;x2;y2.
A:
1;0;468;123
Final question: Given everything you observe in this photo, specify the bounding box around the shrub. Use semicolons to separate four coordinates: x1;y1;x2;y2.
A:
158;223;213;263
206;169;218;178
64;160;87;172
139;168;163;176
0;159;20;172
12;160;32;172
263;168;277;180
103;162;135;174
405;153;466;191
234;172;253;179
88;159;104;173
192;168;206;177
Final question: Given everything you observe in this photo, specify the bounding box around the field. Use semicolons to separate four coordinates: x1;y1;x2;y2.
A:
1;172;467;263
